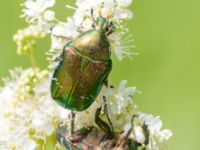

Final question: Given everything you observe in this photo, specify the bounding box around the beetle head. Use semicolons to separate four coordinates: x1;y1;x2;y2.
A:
91;10;115;36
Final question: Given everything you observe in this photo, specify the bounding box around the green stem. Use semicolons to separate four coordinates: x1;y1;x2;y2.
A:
28;50;37;68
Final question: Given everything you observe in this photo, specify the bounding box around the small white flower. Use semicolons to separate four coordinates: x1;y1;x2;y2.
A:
44;10;55;21
103;80;138;132
23;0;55;19
116;0;133;8
134;126;146;144
139;113;173;149
22;0;55;30
51;23;71;50
109;31;136;61
115;9;133;20
115;0;133;20
21;138;37;150
106;80;137;114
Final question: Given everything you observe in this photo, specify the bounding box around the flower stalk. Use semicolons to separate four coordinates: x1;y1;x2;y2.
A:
29;50;37;68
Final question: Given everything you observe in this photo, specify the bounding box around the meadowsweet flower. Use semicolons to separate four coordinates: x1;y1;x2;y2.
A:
47;0;135;65
13;26;46;55
72;0;133;21
6;0;172;149
44;10;55;21
139;113;173;150
64;0;134;61
0;68;70;150
115;0;133;20
75;80;137;131
117;0;133;7
22;0;55;24
47;22;76;70
134;125;146;144
103;80;138;132
109;32;136;60
51;24;70;50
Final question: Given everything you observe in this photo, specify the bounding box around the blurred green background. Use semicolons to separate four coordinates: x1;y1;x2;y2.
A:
0;0;200;149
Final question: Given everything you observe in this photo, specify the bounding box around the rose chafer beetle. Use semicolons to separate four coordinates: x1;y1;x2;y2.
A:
51;13;115;111
51;12;150;150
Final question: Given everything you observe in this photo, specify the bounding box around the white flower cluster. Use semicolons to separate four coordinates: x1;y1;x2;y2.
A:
75;80;172;149
14;0;136;65
13;25;46;55
14;0;57;56
0;68;69;150
49;0;135;64
21;0;55;29
74;80;137;130
138;113;173;150
2;0;172;149
104;80;138;131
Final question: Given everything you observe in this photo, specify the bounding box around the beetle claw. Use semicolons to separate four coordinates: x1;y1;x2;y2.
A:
94;96;115;139
103;96;115;134
125;115;137;140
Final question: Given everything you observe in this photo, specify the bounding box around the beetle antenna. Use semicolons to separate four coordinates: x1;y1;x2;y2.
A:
91;9;96;23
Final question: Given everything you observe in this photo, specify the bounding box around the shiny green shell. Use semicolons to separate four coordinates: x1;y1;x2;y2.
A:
51;17;113;111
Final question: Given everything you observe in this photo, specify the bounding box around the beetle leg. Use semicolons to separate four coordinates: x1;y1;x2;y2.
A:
142;123;150;146
128;139;141;150
56;124;81;150
95;107;114;139
70;111;76;134
125;115;137;140
91;9;96;23
126;114;150;145
103;96;115;135
106;21;116;36
125;115;150;150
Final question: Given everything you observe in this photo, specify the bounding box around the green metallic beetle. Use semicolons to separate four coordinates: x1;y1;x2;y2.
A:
51;15;115;111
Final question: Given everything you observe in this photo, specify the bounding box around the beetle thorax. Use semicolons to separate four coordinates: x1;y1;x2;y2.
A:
72;29;111;61
71;17;115;61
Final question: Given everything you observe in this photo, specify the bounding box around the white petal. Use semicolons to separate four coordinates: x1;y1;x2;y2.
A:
134;126;145;144
159;129;173;140
44;0;55;8
22;139;36;150
149;117;163;133
117;0;133;7
116;9;133;19
24;1;37;9
115;47;123;60
44;10;55;21
119;80;127;91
